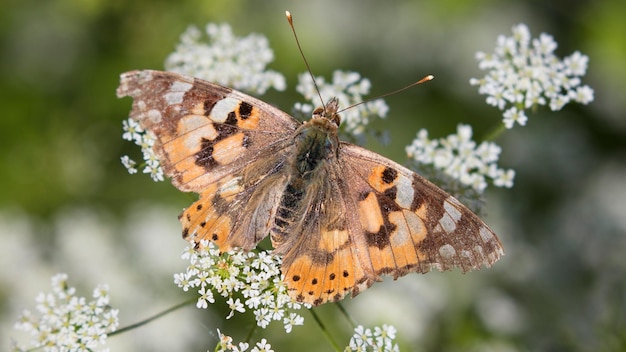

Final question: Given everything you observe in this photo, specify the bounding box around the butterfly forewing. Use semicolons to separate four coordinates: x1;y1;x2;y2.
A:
340;144;503;275
116;70;300;193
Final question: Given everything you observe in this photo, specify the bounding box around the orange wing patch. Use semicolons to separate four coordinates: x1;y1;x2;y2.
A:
180;176;245;251
283;229;367;306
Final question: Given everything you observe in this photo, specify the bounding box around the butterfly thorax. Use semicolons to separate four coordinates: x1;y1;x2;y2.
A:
271;99;341;249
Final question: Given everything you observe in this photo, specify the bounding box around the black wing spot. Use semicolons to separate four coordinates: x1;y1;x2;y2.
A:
225;111;238;125
383;186;397;201
239;101;253;119
382;167;398;184
203;99;217;116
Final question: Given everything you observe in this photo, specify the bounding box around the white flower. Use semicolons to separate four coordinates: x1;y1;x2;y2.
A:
226;298;245;319
175;241;309;332
120;155;137;174
283;312;304;333
196;286;215;308
571;85;594;104
254;307;272;329
406;124;515;193
346;324;399;351
502;106;528;129
494;168;516;188
120;118;164;182
165;23;285;95
216;329;250;352
122;118;144;142
143;163;164;182
471;23;594;128
251;339;273;352
294;70;388;136
13;274;119;352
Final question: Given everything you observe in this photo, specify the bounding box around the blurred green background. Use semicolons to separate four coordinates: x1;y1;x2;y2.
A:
1;0;625;351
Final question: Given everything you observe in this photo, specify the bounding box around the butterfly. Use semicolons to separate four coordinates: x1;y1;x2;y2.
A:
117;70;504;306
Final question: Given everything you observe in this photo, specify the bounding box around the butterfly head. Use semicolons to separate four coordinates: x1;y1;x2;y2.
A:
312;97;341;127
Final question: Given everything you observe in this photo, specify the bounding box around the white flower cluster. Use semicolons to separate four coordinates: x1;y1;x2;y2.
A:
13;273;119;352
406;124;515;193
470;23;594;129
345;324;399;352
215;329;274;352
120;118;164;182
295;70;389;135
174;240;309;332
165;23;286;95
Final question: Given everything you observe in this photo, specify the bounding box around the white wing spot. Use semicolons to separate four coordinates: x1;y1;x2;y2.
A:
443;198;462;222
439;213;456;233
479;226;494;243
395;175;414;208
170;80;193;92
210;96;240;123
164;81;193;105
165;91;185;105
147;109;162;123
219;176;243;196
137;71;154;83
460;249;473;260
439;244;456;259
438;197;463;234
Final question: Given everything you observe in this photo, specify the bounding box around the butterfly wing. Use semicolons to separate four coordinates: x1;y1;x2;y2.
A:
274;159;373;306
116;70;300;193
117;70;300;250
340;143;503;275
281;142;504;306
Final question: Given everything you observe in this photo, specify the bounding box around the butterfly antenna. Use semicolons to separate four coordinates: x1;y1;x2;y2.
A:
285;11;327;110
337;74;434;114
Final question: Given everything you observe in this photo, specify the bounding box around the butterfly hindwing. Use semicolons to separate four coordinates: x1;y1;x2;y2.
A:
276;161;373;306
180;152;290;252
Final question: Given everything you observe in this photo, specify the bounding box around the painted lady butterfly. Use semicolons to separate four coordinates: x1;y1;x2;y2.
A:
117;70;503;306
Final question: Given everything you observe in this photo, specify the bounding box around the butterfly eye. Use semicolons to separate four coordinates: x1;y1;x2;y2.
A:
312;106;324;117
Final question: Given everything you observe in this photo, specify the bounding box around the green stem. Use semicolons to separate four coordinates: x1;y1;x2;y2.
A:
109;298;194;337
309;308;342;352
244;323;258;344
336;302;357;328
482;122;506;142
